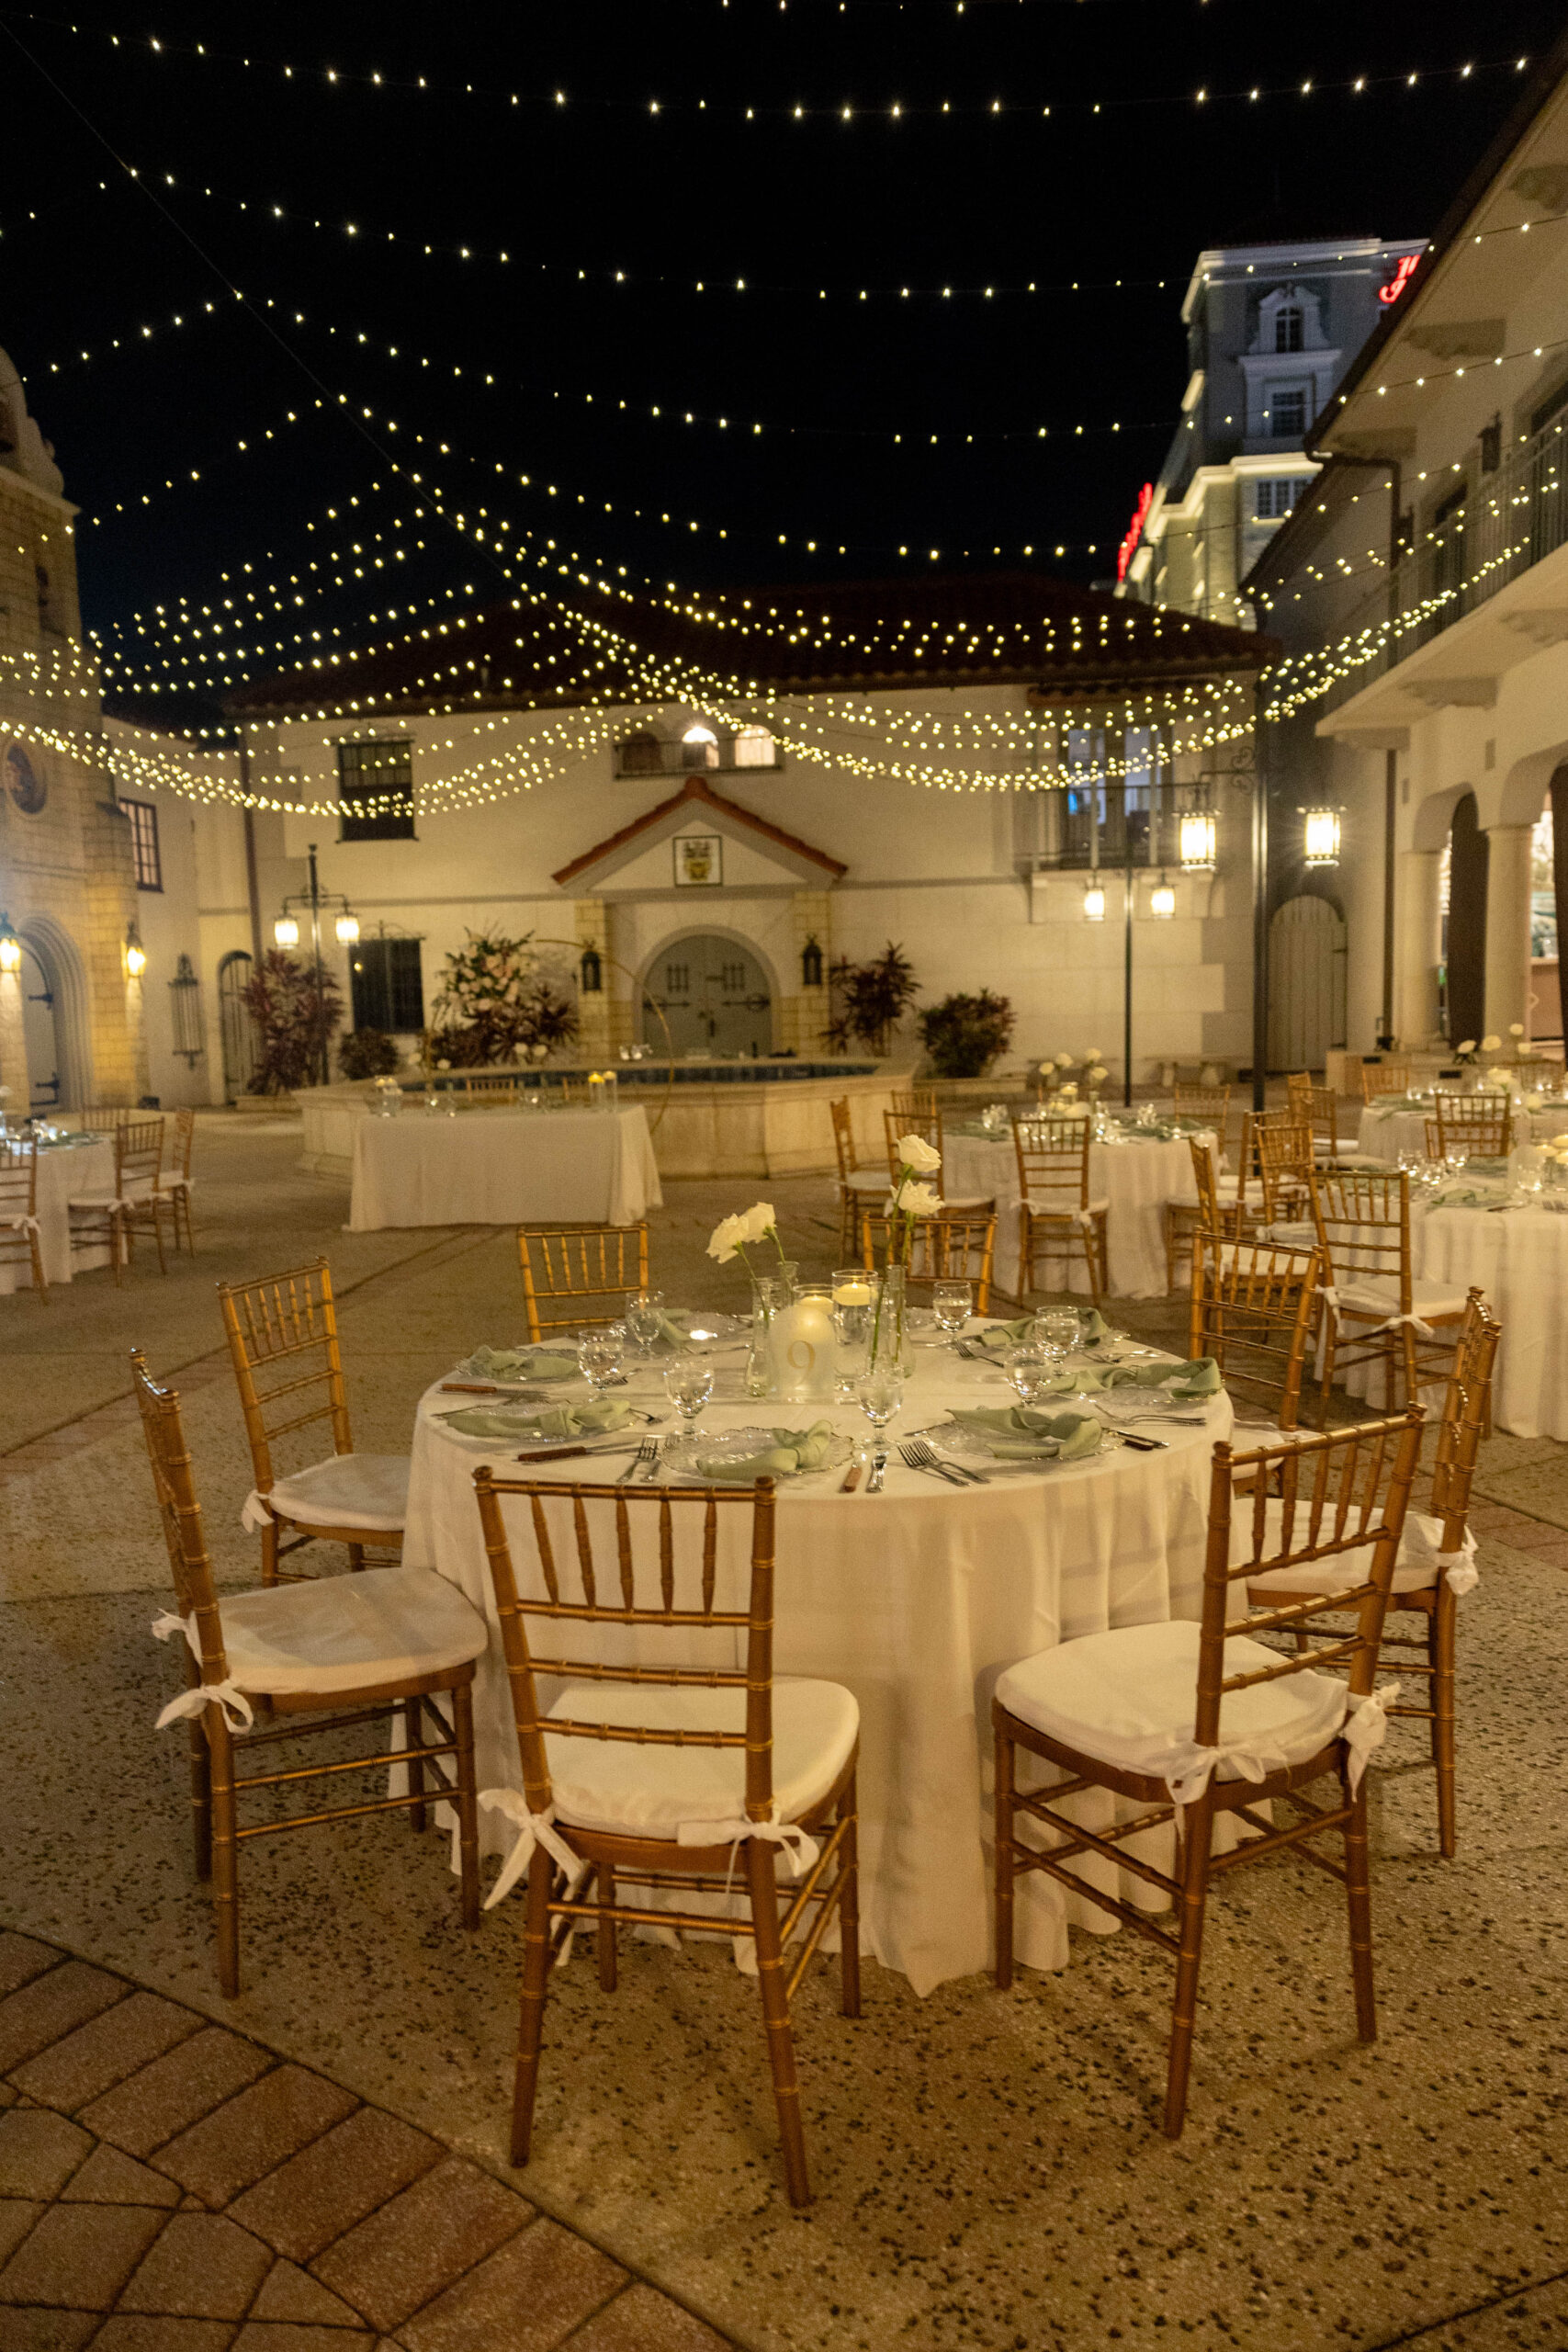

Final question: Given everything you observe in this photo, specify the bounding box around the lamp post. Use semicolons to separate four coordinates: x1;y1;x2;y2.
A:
274;843;358;1088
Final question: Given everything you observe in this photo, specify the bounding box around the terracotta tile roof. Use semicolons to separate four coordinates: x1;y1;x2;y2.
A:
550;775;848;888
225;571;1274;718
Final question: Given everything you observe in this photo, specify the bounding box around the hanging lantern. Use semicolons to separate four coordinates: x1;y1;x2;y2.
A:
1082;881;1106;922
274;914;299;948
335;910;361;944
168;954;204;1065
1149;876;1177;919
1303;808;1342;866
800;935;824;989
124;923;147;978
579;944;604;993
1179;808;1217;870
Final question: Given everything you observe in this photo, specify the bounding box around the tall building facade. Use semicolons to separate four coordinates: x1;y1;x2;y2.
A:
1120;238;1426;626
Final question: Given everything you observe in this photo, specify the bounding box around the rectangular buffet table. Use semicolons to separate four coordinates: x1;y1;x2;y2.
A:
348;1105;661;1232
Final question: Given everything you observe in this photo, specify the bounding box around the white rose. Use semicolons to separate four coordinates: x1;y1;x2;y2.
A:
1527;1092;1544;1111
896;1181;943;1219
1457;1040;1475;1055
1055;1052;1074;1068
895;1132;942;1172
1085;1046;1103;1060
1510;1023;1526;1037
1089;1065;1110;1084
706;1213;747;1263
738;1201;775;1245
1481;1035;1500;1052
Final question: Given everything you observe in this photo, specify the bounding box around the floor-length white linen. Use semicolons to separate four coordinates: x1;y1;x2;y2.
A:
1357;1100;1568;1163
0;1137;116;1292
943;1129;1203;1300
402;1345;1232;1994
348;1104;661;1232
1413;1202;1568;1438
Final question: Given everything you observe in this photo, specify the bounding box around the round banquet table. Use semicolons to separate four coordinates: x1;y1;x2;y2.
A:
1413;1196;1568;1439
348;1103;661;1232
943;1125;1209;1301
1356;1097;1568;1164
0;1135;116;1293
402;1332;1234;1994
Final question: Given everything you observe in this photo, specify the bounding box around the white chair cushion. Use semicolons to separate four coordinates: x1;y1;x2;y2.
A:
995;1619;1346;1785
1244;1503;1448;1597
544;1678;859;1839
843;1171;887;1193
263;1453;410;1532
218;1563;487;1696
1336;1279;1469;1322
1024;1197;1110;1217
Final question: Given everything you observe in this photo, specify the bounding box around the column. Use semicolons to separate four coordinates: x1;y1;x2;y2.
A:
571;898;613;1064
1393;849;1444;1047
1483;824;1535;1041
777;890;832;1055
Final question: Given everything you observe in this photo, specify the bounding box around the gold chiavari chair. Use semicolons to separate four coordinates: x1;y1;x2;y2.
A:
67;1116;169;1284
218;1258;411;1582
545;1075;584;1105
135;1352;484;1998
1248;1292;1498;1859
1306;1167;1470;1421
63;1103;132;1135
1171;1080;1231;1130
1426;1090;1511;1162
463;1073;520;1105
0;1140;48;1300
1288;1075;1361;1163
472;1466;861;2208
1163;1123;1254;1290
830;1096;888;1259
1253;1111;1314;1224
155;1106;197;1254
992;1407;1423;2135
517;1222;649;1341
888;1087;938;1125
1360;1058;1413;1104
859;1205;998;1315
1190;1229;1323;1434
883;1105;943;1180
1013;1116;1108;1303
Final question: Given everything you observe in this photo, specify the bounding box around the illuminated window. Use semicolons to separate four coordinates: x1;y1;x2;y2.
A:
337;739;414;841
731;725;777;767
682;724;719;771
122;798;163;891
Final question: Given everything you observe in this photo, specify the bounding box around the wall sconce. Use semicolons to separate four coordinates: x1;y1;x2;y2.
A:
274;914;299;949
124;923;147;978
1149;876;1177;919
335;911;361;944
1303;807;1342;866
0;913;19;975
1082;881;1107;922
800;935;824;989
579;944;603;993
169;954;205;1065
1179;809;1217;870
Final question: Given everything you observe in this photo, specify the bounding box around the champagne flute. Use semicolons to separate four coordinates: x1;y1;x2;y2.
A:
665;1361;715;1436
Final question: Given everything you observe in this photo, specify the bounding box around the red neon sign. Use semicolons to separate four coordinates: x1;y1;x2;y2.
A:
1116;482;1154;582
1377;252;1420;307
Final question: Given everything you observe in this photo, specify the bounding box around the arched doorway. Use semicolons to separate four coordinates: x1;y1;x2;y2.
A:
1268;894;1346;1070
218;952;260;1100
1446;793;1488;1046
18;944;62;1112
17;918;89;1110
641;933;775;1057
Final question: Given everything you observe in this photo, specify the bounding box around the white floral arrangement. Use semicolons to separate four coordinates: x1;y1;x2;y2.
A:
706;1200;789;1275
1541;1132;1568;1170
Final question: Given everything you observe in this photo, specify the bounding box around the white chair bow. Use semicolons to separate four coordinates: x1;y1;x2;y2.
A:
676;1816;820;1879
3;1215;40;1236
241;1490;275;1533
149;1609;254;1733
1318;1286;1436;1343
1400;1521;1481;1594
479;1789;591;1911
1163;1681;1400;1820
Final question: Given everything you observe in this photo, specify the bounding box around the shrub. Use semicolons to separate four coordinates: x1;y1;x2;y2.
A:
241;951;344;1094
339;1027;401;1080
822;944;919;1057
917;989;1016;1079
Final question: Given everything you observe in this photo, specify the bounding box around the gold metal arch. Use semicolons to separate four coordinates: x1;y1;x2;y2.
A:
525;935;677;1136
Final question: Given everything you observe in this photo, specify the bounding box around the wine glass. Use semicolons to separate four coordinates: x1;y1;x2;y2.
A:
854;1367;904;1449
1037;1308;1079;1365
665;1361;715;1435
625;1290;666;1355
577;1331;626;1395
1004;1348;1056;1407
1443;1148;1469;1182
931;1280;972;1351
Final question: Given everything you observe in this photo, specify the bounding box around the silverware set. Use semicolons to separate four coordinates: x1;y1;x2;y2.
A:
898;1438;986;1487
616;1438;662;1483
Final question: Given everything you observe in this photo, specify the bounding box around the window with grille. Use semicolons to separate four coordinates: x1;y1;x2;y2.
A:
349;938;424;1032
1269;388;1308;440
1255;479;1302;520
337;739;414;841
122;798;163;890
1274;305;1304;353
664;962;690;994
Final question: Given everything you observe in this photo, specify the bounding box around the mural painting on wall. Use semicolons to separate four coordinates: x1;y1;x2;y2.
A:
5;741;47;813
673;832;722;888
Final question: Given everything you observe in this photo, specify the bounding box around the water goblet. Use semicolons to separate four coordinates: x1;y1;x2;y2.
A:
1035;1308;1079;1371
931;1280;972;1351
1005;1347;1057;1407
1444;1148;1469;1182
854;1367;905;1447
625;1289;666;1355
665;1361;715;1435
577;1330;626;1395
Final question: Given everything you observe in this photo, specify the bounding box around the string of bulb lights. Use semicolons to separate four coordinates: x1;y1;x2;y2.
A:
23;17;1532;124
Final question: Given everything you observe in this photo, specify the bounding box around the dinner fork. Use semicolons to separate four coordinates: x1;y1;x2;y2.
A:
899;1438;985;1487
617;1439;660;1483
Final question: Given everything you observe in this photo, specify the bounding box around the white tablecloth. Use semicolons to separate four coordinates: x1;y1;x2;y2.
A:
943;1128;1205;1300
348;1105;662;1232
1415;1201;1568;1439
403;1336;1232;1993
0;1136;115;1292
1357;1100;1568;1163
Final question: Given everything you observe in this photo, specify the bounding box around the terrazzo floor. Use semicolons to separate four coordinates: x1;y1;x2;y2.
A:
3;1114;1566;2351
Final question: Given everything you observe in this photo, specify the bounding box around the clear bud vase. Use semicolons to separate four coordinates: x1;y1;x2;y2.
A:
867;1265;909;1376
746;1271;793;1398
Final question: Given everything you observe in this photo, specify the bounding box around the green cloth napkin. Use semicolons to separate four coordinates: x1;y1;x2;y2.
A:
694;1419;835;1483
944;1406;1103;1461
972;1317;1042;1351
1072;1354;1222;1397
439;1398;635;1441
458;1344;580;1383
1428;1184;1502;1210
649;1310;693;1352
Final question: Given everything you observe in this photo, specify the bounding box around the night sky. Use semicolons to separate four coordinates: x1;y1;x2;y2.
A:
3;0;1563;729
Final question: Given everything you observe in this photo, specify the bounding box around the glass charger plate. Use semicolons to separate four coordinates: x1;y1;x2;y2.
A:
934;1420;1115;1468
452;1348;579;1385
661;1427;854;1484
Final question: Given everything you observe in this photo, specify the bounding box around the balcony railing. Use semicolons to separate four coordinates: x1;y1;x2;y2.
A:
1311;409;1568;716
614;729;783;780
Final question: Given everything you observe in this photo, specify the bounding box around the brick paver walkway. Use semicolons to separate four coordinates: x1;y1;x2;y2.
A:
0;1932;731;2350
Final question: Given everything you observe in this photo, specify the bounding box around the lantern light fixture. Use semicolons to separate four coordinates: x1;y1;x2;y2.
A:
124;923;147;978
1082;880;1106;922
579;944;603;993
1149;876;1177;919
1303;807;1342;866
274;913;300;948
800;933;824;989
1179;808;1217;870
0;913;19;975
334;911;361;944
